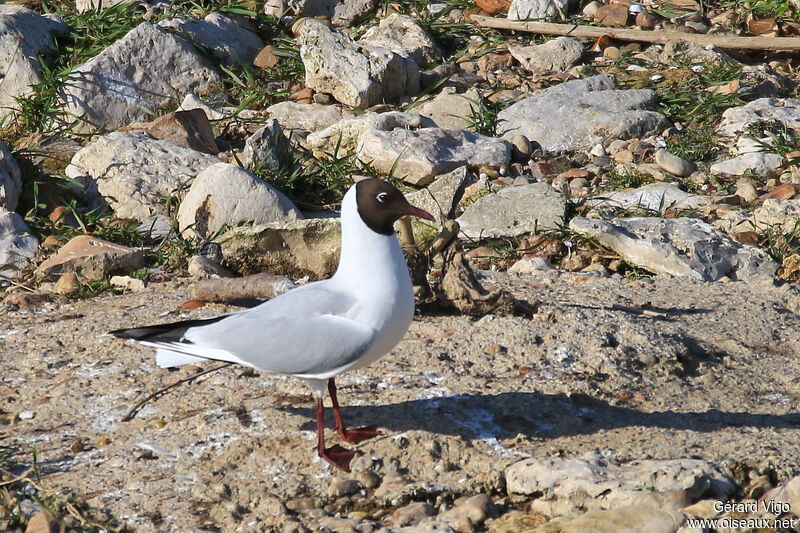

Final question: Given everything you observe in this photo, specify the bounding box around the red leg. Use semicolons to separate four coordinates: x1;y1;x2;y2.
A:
315;396;355;472
328;378;379;444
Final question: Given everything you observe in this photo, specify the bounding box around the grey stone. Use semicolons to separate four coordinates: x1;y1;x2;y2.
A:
533;506;685;533
358;13;441;66
655;149;695;177
0;6;67;124
507;453;735;518
289;0;378;26
569;216;778;281
267;101;355;146
496;75;669;153
404;166;470;220
306;111;436;157
177;163;302;240
738;64;797;99
159;13;263;66
718;98;800;137
509;257;555;274
0;210;38;279
457;183;566;239
508;0;570;20
58;23;222;133
65;131;219;221
710;153;785;179
508;37;583;72
357;128;510;186
218;218;341;279
658;40;735;65
296;19;418;109
241;120;292;170
411;87;483;131
0;141;21;212
591;183;710;212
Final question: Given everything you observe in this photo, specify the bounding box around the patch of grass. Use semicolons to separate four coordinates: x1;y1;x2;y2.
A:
656;63;745;125
755;220;800;266
603;167;654;191
251;149;377;210
665;122;720;163
744;120;800;159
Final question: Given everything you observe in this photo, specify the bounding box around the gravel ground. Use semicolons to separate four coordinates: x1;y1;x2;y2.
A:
3;270;800;531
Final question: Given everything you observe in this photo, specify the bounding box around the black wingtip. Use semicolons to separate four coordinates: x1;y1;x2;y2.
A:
109;315;229;343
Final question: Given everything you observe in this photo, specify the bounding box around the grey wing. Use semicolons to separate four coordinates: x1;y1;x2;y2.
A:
179;283;377;377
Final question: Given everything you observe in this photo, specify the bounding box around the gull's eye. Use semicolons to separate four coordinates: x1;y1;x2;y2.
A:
376;192;389;203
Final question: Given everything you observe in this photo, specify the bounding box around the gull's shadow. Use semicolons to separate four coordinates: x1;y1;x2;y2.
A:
278;391;800;441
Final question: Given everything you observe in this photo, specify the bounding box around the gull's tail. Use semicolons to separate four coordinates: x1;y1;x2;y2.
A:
111;316;231;368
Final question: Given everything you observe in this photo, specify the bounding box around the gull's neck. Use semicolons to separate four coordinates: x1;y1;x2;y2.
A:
332;187;409;291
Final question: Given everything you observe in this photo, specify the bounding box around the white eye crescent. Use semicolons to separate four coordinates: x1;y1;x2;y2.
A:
376;192;389;203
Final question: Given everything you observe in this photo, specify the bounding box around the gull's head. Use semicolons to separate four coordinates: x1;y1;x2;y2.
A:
353;178;434;235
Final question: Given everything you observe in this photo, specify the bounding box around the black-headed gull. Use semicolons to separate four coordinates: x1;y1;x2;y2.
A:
112;178;434;471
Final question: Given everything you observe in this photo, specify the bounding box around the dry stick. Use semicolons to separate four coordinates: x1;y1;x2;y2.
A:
122;362;233;422
470;15;800;50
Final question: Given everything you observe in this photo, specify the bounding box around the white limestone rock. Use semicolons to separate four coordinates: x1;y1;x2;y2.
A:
177;163;302;240
159;13;263;66
0;6;67;124
65;131;220;221
357;128;510;186
58;22;222;133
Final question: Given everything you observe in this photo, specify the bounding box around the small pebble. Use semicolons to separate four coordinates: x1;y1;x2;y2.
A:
655;149;695;177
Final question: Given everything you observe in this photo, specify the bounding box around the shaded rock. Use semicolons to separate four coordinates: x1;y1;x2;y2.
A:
218;218;341;279
267;101;355;146
36;235;144;281
496;75;669;153
53;271;80;295
307;111;435;158
129;109;218;155
296;19;418;108
533;506;684;533
405;166;470;220
358;13;441;66
65;131;219;221
177;162;303;240
241;120;292;170
738;64;797;99
590;183;710;212
0;141;21;211
658;40;735;65
508;37;583;72
290;0;378;26
357;128;510;186
718;98;800;137
458;183;566;239
411;87;482;131
710;153;784;179
58;23;222;133
0;210;38;279
0;5;67;124
569;216;778;281
655;149;695;177
508;0;570;20
506;453;735;517
158;13;262;66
